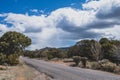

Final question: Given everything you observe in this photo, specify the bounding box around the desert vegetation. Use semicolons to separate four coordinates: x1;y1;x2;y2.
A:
0;31;119;74
23;38;120;74
0;31;31;65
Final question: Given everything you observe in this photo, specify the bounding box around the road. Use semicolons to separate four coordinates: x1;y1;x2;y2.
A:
21;57;120;80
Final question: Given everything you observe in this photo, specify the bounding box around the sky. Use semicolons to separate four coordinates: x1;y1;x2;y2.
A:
0;0;120;50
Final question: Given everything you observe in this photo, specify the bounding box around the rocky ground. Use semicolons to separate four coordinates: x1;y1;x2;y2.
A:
0;61;52;80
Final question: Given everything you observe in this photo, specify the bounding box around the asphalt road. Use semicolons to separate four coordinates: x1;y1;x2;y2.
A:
21;57;120;80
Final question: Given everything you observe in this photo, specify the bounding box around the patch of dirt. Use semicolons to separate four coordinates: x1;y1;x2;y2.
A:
49;60;75;66
0;60;52;80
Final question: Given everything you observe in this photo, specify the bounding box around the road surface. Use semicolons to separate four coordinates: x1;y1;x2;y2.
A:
21;57;120;80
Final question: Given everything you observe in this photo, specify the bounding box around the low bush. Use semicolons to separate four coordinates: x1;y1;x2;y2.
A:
89;59;120;74
0;53;19;66
73;56;81;66
47;54;54;60
0;53;7;65
90;62;101;70
100;60;118;73
73;56;88;67
7;54;19;65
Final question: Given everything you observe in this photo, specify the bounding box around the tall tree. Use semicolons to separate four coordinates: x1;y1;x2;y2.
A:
78;40;101;61
68;40;101;61
0;31;31;56
99;38;120;64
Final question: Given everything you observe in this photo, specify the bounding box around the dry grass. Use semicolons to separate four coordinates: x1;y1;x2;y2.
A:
0;60;52;80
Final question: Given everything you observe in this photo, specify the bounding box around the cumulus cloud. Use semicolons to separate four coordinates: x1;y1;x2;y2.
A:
83;0;120;30
83;0;103;10
0;0;120;49
0;14;7;17
0;24;8;32
90;25;120;39
83;0;120;19
96;0;120;19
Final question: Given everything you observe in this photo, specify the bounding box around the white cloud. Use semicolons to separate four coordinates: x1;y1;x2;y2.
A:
83;0;120;19
0;24;8;32
5;13;47;32
90;25;120;39
39;10;44;14
96;0;120;19
30;9;38;13
0;0;120;49
83;0;102;10
30;9;45;14
0;13;7;17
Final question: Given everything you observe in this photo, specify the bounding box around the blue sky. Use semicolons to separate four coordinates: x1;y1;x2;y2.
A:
0;0;120;50
0;0;85;14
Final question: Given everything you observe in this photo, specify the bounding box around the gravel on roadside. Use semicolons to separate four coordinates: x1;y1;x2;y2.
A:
0;60;53;80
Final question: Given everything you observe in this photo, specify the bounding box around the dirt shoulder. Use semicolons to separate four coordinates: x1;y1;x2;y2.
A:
0;61;52;80
48;59;74;66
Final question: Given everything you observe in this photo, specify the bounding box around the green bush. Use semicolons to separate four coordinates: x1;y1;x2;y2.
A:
7;54;19;65
88;59;120;74
73;56;81;66
0;53;7;65
47;54;54;60
90;62;101;70
100;60;117;72
0;53;19;65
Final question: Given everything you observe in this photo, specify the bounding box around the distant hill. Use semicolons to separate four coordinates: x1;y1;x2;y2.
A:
58;47;69;50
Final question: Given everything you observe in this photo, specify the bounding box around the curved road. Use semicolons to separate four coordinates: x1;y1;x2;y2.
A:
21;57;120;80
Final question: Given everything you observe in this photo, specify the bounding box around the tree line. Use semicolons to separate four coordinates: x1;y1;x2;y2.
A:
23;38;120;73
68;38;120;64
24;38;120;65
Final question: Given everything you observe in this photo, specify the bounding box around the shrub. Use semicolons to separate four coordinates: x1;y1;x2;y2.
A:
100;61;117;72
0;53;7;65
90;62;101;70
47;54;54;60
7;54;19;65
88;59;120;74
0;53;19;66
98;59;120;73
73;56;81;66
114;66;120;74
80;57;88;68
86;60;120;74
